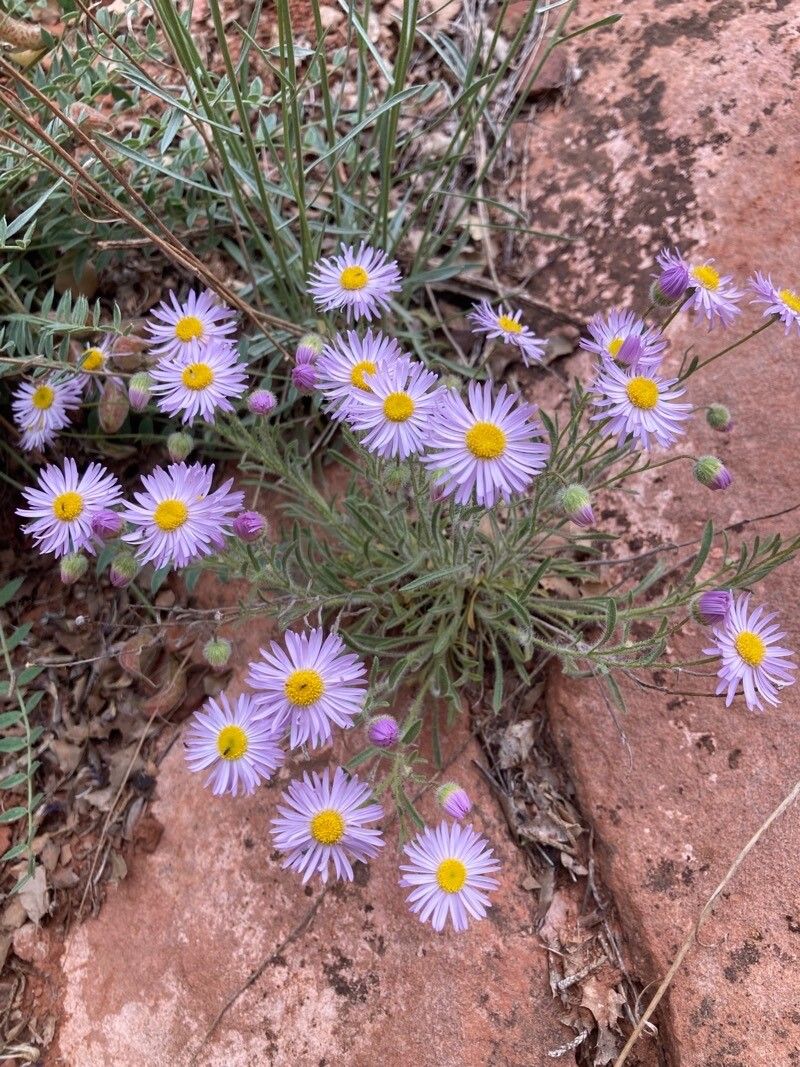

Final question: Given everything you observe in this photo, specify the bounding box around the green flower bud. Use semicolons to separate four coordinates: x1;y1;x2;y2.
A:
203;636;232;670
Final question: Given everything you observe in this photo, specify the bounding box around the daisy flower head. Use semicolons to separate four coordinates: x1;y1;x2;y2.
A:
150;342;248;424
580;309;667;373
399;821;500;933
17;458;122;559
78;335;118;394
704;594;796;712
184;692;284;797
308;242;402;321
145;289;237;359
120;461;244;570
590;361;692;451
685;257;743;329
749;272;800;336
271;767;384;884
316;329;403;420
246;627;367;750
421;379;550;508
12;376;83;452
348;356;441;459
467;300;547;368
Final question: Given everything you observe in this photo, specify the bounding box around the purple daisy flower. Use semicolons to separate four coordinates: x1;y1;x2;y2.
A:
150;342;248;424
120;461;244;569
654;247;691;302
580;309;667;373
271;767;384;884
12;376;84;452
421;380;549;508
184;692;284;797
695;589;733;626
704;594;796;712
145;289;237;360
246;628;368;750
308;242;402;321
399;821;500;933
316;329;403;420
17;458;122;559
467;300;547;367
749;272;800;336
347;356;441;459
686;257;743;328
590;361;692;451
77;335;120;396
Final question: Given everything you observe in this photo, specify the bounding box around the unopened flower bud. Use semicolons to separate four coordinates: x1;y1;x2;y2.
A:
203;636;232;670
91;508;123;540
558;483;595;528
367;715;399;749
98;378;129;433
436;782;472;821
384;464;411;491
292;362;317;392
692;589;733;626
60;552;88;586
694;455;732;491
295;333;324;364
109;551;139;589
167;431;194;462
706;403;733;432
232;511;265;543
247;388;277;415
128;371;152;413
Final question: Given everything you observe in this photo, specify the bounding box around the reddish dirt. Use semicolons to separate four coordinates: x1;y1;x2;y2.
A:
524;0;800;1063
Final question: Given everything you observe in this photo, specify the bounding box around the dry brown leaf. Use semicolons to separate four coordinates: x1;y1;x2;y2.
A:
18;865;48;925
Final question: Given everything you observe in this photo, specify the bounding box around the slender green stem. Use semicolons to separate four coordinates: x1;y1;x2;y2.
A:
681;315;778;379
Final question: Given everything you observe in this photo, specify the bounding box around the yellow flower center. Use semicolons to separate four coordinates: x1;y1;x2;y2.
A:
691;264;720;291
734;630;766;668
436;858;467;894
82;348;105;372
31;384;55;410
310;808;346;845
284;667;325;707
350;359;377;391
383;391;415;422
607;336;624;358
497;314;522;334
778;288;800;314
340;265;369;291
181;362;215;391
465;421;506;460
625;376;659;410
216;724;248;761
174;315;204;342
153;499;189;532
52;491;84;522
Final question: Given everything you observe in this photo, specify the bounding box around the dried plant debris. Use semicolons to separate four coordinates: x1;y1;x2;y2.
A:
475;685;663;1065
0;539;222;1059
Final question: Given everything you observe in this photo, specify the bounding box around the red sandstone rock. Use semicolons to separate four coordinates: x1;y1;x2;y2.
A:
53;608;570;1065
534;1;800;1063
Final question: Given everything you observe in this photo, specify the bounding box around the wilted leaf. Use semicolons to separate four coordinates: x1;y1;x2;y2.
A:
18;864;48;924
